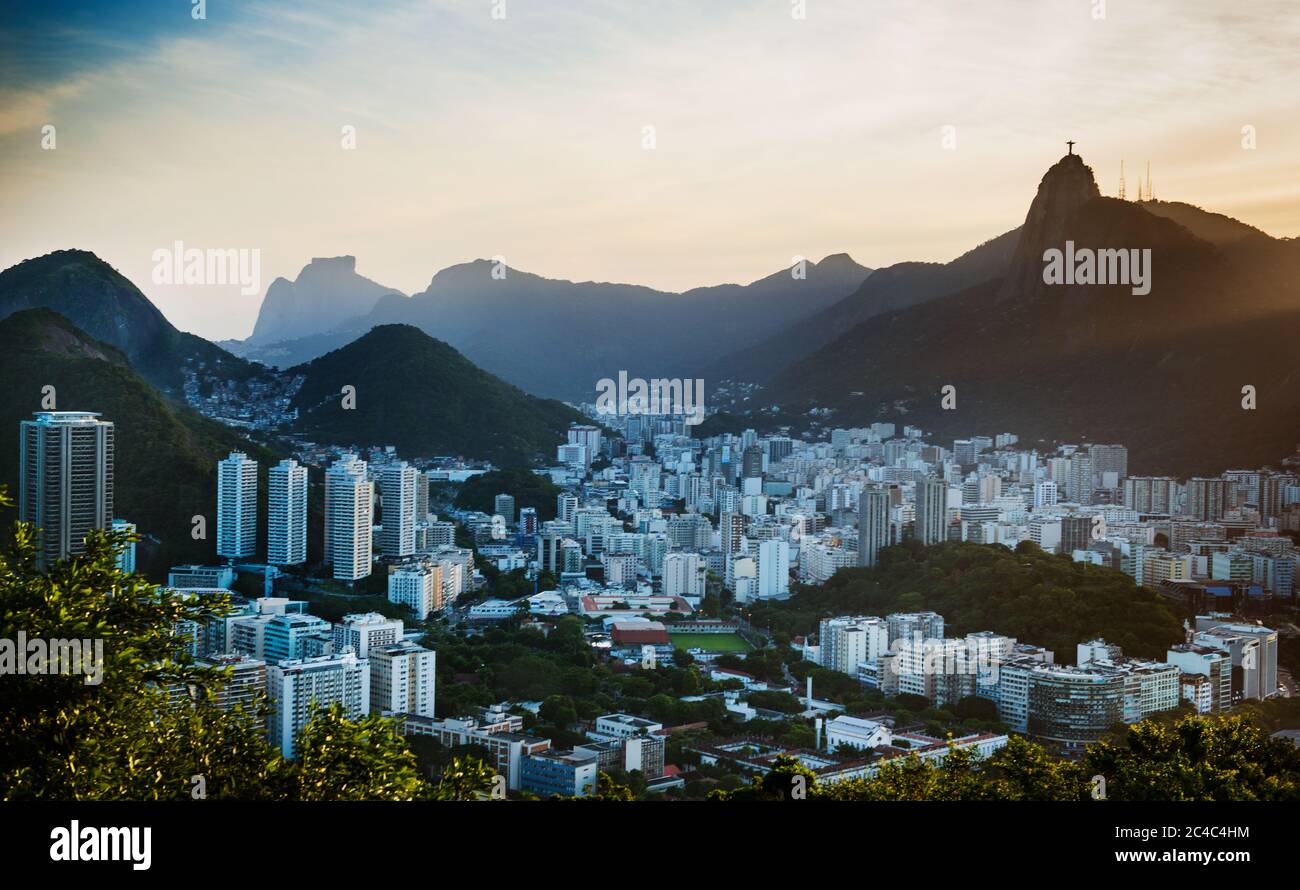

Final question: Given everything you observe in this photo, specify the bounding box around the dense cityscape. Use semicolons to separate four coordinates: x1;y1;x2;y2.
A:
15;400;1297;799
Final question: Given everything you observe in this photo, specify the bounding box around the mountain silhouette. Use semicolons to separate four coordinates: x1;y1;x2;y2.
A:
764;153;1300;476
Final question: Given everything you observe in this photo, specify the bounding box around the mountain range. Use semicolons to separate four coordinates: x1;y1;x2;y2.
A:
224;253;872;398
764;154;1300;476
2;151;1296;481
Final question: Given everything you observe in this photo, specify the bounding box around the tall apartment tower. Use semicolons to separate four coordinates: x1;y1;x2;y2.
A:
1067;452;1093;503
557;494;578;525
325;453;373;581
494;493;516;524
858;487;890;568
413;470;430;525
567;424;602;467
756;538;790;600
19;411;114;567
1088;444;1129;481
663;552;706;600
268;459;308;566
518;506;539;536
1185;477;1228;522
216;451;258;560
380;462;418;558
720;511;747;556
1033;480;1059;509
914;477;948;546
1123;476;1178;513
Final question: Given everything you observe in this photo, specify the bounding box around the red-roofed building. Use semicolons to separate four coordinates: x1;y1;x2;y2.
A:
611;621;670;645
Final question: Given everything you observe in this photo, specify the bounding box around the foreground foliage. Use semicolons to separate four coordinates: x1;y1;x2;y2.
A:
709;717;1300;801
0;488;491;801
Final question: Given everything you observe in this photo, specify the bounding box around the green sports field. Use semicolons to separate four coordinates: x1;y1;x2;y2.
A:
668;632;752;652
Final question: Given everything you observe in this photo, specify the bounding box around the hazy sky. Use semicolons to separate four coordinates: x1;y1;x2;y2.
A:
2;0;1297;340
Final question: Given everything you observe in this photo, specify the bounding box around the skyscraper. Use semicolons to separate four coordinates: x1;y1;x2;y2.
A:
494;493;516;524
858;487;890;568
20;411;114;567
217;451;258;560
720;511;747;557
518;506;538;536
1067;452;1093;503
380;462;418;558
325;453;373;581
1122;476;1178;513
1088;444;1129;482
413;470;430;525
1033;480;1059;509
567;424;602;467
268;459;308;566
1185;477;1228;522
756;538;790;600
1060;514;1094;556
914;477;948;545
556;493;578;525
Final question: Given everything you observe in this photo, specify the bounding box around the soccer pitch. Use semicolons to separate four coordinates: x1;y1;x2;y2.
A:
669;632;752;652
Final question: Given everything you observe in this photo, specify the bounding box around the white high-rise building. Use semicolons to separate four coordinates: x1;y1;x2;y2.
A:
332;612;404;658
325;453;373;581
756;539;790;600
557;494;579;525
1033;480;1059;510
20;411;115;567
567;424;602;467
267;652;369;759
268;459;308;566
663;552;706;600
217;451;258;560
370;641;436;717
380;462;418;558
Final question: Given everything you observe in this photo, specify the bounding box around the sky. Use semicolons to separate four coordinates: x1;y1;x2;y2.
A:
1;0;1298;340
